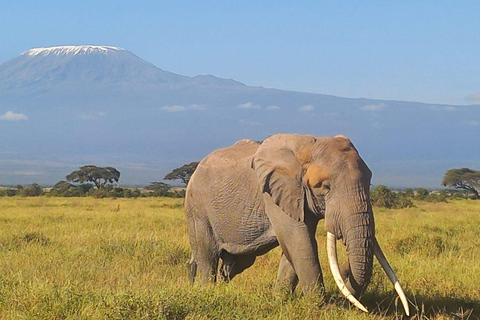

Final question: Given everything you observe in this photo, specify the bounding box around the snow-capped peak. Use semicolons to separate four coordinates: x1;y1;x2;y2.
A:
22;45;125;57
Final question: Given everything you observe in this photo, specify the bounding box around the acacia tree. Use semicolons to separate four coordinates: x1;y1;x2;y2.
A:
66;165;120;189
442;168;480;199
146;182;172;196
164;161;199;186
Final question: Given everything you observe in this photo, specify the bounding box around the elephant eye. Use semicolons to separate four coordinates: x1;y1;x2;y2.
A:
313;181;331;196
314;181;323;188
314;180;330;190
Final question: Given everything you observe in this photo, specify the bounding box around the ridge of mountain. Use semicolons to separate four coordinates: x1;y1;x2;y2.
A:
0;45;245;91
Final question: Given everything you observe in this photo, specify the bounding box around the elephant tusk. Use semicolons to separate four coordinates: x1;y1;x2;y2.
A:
326;232;368;313
374;238;410;316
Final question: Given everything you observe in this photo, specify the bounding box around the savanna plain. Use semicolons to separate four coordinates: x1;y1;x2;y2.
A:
0;197;479;319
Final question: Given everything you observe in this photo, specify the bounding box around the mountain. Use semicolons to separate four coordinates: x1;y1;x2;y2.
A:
1;45;479;187
0;45;245;92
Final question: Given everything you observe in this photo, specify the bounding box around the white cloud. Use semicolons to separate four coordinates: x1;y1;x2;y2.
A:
299;104;315;112
266;105;281;111
78;111;107;120
428;105;462;112
163;105;186;112
188;104;205;111
14;170;44;176
466;120;480;126
466;92;480;101
162;104;205;112
238;102;261;109
361;103;386;111
0;111;28;121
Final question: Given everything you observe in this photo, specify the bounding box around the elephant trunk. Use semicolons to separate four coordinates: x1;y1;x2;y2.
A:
342;211;375;296
325;182;375;299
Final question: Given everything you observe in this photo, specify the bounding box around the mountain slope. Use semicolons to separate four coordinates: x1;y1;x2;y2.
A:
0;45;479;187
0;45;244;93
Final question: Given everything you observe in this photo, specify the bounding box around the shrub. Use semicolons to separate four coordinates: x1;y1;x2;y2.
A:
415;188;430;200
49;181;93;197
371;185;413;209
19;183;44;197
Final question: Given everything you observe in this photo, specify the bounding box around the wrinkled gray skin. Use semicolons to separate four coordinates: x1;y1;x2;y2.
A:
185;134;374;297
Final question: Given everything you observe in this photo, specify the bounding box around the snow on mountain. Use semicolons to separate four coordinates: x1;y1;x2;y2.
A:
22;45;125;57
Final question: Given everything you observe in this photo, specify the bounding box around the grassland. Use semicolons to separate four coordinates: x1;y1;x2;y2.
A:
0;197;479;319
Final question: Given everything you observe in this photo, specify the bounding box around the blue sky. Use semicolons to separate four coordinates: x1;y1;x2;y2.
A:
1;1;479;105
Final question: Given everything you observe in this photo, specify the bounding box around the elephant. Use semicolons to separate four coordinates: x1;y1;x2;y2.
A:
185;133;409;315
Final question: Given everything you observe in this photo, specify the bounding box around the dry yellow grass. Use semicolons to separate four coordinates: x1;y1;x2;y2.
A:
0;197;479;319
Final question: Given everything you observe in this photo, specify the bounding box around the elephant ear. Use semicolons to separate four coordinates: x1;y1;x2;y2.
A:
252;134;315;222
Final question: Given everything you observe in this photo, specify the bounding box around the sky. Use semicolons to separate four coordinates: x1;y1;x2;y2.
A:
1;1;480;106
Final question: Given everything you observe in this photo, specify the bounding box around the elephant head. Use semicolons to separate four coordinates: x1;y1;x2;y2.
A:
253;134;409;314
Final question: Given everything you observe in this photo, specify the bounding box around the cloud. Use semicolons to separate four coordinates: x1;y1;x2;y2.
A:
466;120;480;126
0;111;28;121
13;170;45;176
162;104;205;112
428;105;465;112
444;106;458;111
238;102;261;109
466;92;480;101
361;103;386;111
266;105;281;111
78;111;107;120
428;105;462;112
299;104;315;112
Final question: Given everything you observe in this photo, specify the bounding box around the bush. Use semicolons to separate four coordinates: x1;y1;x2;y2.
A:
371;185;413;209
49;181;93;197
19;183;44;197
415;188;429;200
424;191;448;203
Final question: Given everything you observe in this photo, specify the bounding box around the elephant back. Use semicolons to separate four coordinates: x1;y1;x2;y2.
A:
198;139;260;169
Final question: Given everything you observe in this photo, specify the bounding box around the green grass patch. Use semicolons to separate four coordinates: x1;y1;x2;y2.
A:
0;197;479;319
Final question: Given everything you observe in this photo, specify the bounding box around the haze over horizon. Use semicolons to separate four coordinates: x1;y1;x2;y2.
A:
1;44;479;188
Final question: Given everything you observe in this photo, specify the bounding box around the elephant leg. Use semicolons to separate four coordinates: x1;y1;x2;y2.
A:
275;252;299;293
220;251;256;282
279;226;323;294
186;217;198;283
263;194;324;294
190;220;220;283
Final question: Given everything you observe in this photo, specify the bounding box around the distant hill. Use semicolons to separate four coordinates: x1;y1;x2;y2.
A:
1;45;479;187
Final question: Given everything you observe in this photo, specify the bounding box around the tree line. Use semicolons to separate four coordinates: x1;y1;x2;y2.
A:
0;163;198;198
1;163;479;205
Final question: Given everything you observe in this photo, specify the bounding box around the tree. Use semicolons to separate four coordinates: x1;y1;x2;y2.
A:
164;161;199;186
370;185;413;209
146;182;173;196
415;188;429;200
371;185;396;208
66;165;120;189
50;181;93;197
19;183;44;197
442;168;480;199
